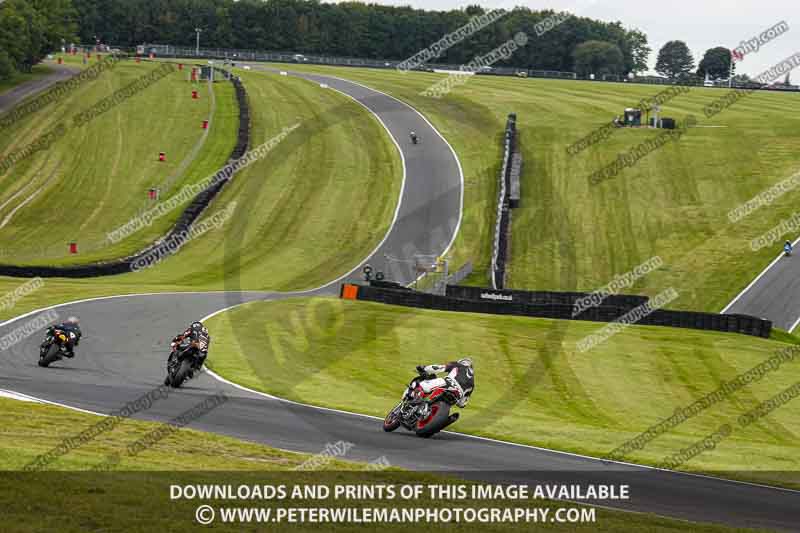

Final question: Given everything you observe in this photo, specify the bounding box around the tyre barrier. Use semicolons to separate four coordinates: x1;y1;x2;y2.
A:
446;284;649;310
490;113;520;290
0;68;250;278
341;283;772;339
509;151;522;208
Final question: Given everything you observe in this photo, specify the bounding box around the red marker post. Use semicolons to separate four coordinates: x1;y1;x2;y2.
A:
192;90;199;100
158;152;166;162
202;120;209;129
148;188;159;200
69;243;78;254
178;63;183;71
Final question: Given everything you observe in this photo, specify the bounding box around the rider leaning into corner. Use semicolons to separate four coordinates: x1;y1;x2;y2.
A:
414;357;474;408
166;321;211;382
44;316;82;358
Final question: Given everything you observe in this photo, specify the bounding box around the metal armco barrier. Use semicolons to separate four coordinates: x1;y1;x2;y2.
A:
0;68;251;278
344;284;772;339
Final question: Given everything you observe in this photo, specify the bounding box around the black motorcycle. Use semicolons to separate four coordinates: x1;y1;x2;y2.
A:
164;338;205;388
383;372;461;438
38;329;74;367
410;133;419;145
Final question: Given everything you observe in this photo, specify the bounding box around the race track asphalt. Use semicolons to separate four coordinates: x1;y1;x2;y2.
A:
0;69;798;531
0;62;79;116
723;249;800;331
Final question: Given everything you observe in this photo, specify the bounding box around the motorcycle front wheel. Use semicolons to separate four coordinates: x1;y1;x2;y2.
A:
169;359;193;388
383;404;402;432
38;343;61;367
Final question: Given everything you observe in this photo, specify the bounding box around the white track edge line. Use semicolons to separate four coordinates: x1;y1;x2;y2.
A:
0;389;44;403
0;291;275;328
0;389;108;417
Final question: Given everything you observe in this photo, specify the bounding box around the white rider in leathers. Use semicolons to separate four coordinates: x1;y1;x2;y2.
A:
413;357;474;408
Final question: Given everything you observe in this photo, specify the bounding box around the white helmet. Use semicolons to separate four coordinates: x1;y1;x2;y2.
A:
458;357;473;368
66;316;80;325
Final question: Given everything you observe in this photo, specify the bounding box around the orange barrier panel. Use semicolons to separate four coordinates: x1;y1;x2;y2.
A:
341;284;359;300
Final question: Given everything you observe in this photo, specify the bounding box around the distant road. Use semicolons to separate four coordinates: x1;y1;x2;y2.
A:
722;245;800;331
0;63;78;116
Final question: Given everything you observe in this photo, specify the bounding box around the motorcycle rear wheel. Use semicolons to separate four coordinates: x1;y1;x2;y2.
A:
415;401;451;438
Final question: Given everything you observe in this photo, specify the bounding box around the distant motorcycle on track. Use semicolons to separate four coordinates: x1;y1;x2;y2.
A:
383;372;461;438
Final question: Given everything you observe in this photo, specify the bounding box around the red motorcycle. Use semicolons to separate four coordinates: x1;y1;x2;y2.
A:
383;373;461;438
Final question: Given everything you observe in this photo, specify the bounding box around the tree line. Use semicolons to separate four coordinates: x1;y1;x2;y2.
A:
69;0;650;75
2;0;657;83
654;41;786;85
2;0;776;87
0;0;77;79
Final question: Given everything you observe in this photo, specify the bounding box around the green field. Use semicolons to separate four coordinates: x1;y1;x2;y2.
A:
0;57;234;264
0;62;401;319
206;296;800;488
0;398;763;533
263;64;800;313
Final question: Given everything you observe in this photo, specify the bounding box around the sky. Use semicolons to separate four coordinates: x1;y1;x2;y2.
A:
327;0;799;77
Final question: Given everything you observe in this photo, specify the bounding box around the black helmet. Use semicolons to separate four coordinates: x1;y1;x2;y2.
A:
191;321;203;331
